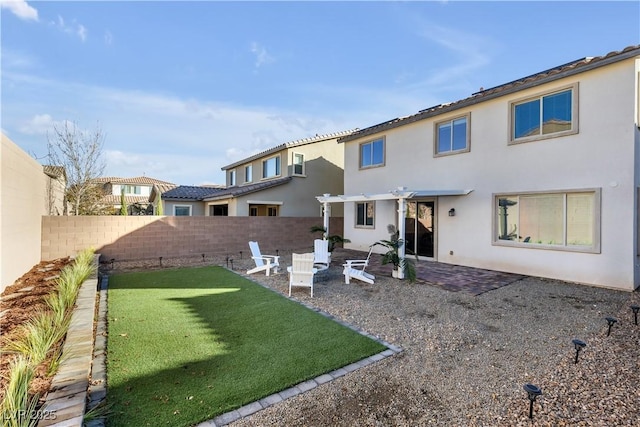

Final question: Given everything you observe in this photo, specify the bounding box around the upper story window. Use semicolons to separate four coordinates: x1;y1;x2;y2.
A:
229;170;236;186
244;165;252;183
510;84;578;143
360;138;385;169
262;155;281;179
122;185;142;195
355;201;375;228
435;114;470;156
292;153;305;176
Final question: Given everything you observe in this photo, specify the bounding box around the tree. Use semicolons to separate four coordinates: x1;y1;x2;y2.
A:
156;198;164;215
120;188;128;215
47;121;107;215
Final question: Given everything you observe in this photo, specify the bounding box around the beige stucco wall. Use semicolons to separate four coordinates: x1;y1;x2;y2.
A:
1;134;48;292
343;57;639;291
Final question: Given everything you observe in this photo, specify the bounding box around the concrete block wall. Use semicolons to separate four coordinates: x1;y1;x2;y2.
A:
41;216;343;262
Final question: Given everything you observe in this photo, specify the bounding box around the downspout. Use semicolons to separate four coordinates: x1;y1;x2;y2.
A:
322;194;330;239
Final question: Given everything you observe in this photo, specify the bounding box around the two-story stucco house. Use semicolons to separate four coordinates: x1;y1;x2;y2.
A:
318;45;640;291
95;176;175;214
210;130;354;217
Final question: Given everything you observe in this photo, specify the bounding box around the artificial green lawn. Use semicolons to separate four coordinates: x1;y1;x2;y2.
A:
106;266;386;426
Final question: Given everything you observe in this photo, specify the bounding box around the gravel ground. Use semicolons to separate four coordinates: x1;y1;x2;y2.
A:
108;252;640;426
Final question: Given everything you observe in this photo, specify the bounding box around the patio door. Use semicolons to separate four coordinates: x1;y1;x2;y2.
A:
405;201;435;258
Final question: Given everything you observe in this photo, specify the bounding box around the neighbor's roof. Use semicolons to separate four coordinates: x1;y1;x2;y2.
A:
101;195;151;205
43;165;66;179
338;45;640;144
221;129;358;170
203;176;293;201
94;176;175;186
161;185;223;201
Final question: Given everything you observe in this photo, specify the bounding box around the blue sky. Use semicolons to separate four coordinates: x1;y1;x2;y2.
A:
2;1;638;185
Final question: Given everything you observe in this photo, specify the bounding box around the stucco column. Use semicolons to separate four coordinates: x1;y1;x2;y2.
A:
397;197;407;279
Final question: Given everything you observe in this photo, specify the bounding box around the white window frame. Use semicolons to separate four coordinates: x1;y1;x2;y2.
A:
292;152;305;176
434;113;471;157
492;188;601;253
229;169;236;186
509;83;579;144
244;164;253;183
355;201;375;228
262;154;281;179
174;205;192;216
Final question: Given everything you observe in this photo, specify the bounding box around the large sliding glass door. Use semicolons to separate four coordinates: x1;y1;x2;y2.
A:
405;201;435;258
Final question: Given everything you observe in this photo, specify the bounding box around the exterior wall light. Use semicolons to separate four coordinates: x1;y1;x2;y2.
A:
448;208;456;217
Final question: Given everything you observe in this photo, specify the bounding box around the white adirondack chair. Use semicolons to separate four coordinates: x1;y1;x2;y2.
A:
342;244;376;285
313;239;330;271
247;241;280;276
287;253;318;297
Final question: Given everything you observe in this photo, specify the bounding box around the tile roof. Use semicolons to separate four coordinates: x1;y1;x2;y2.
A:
338;45;640;144
43;165;66;179
101;195;152;205
203;176;293;201
94;176;175;185
162;185;224;200
221;129;358;170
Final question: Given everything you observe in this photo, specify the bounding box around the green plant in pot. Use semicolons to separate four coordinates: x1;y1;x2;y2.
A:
309;225;351;252
377;224;416;282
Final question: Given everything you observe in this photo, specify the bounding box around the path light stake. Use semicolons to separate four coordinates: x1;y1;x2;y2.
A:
276;249;279;256
523;384;542;419
572;339;587;364
631;305;640;326
605;317;618;336
225;256;229;268
230;259;234;270
110;258;115;269
202;253;205;262
159;256;163;267
239;250;243;259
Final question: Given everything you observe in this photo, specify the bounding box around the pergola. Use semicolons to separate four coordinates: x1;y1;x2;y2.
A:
316;187;473;279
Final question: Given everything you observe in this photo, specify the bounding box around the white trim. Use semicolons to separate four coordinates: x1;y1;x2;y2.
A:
316;188;473;203
246;200;284;205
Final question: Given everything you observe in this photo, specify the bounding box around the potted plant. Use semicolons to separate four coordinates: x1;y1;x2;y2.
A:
376;225;417;282
309;225;351;252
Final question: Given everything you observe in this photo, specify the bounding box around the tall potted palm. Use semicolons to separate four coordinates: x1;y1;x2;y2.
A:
377;225;416;282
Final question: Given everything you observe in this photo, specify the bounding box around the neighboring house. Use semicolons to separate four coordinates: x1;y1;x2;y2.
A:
149;185;221;216
318;45;640;291
209;130;354;216
43;165;66;215
95;176;175;215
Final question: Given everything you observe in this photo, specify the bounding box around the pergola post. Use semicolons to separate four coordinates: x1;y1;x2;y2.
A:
397;197;407;279
322;194;330;239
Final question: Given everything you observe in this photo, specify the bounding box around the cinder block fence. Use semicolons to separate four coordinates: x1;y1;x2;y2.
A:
41;216;343;262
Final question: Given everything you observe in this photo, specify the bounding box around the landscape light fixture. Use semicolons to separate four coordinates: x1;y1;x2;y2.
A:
448;208;456;217
159;256;163;267
226;256;229;268
110;258;115;269
230;259;234;270
202;253;205;262
605;317;618;336
631;305;640;326
571;339;587;364
523;383;542;419
240;250;243;259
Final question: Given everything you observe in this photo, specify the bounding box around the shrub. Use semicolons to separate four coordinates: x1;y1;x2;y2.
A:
0;356;39;427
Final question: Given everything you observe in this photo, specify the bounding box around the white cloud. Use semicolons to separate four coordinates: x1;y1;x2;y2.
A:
50;14;88;42
250;42;275;68
0;0;38;21
104;30;113;46
18;114;56;135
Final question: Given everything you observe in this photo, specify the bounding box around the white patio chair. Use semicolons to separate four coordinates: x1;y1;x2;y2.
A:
313;239;331;271
342;244;376;285
247;241;280;276
287;253;318;297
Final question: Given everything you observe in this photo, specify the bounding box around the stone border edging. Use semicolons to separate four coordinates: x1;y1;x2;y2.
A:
38;258;100;427
195;270;403;427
